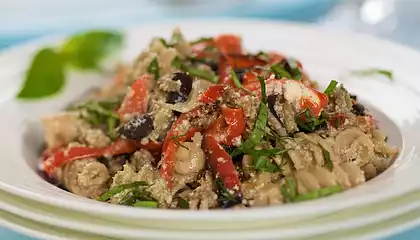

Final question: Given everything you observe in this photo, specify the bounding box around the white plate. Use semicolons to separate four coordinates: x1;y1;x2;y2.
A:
2;189;420;240
2;185;420;239
1;19;420;228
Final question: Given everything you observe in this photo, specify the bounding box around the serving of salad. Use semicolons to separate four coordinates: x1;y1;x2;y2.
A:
38;28;398;209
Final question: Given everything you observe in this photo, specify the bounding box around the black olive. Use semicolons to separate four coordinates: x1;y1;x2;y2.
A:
349;94;357;100
117;114;154;140
166;72;193;104
352;103;366;116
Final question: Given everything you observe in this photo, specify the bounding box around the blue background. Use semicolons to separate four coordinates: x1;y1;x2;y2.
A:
0;0;419;239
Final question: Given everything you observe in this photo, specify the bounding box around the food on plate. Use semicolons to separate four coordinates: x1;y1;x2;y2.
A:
40;28;398;209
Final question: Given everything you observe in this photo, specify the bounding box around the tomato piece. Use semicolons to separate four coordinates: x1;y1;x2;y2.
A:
225;54;267;69
221;107;246;145
118;74;150;120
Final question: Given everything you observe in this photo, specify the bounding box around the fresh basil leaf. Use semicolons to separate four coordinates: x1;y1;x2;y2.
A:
324;80;338;96
147;56;160;80
97;181;148;202
270;59;302;80
133;200;158;208
61;30;123;70
17;48;65;99
349;68;393;81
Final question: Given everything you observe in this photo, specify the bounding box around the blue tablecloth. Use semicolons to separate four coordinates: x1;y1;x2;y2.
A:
1;1;419;239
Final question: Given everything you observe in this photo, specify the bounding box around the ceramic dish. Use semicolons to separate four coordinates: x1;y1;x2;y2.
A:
0;19;420;229
2;195;420;240
2;185;420;239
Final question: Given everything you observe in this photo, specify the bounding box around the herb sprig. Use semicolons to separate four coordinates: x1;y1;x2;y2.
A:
17;30;124;99
281;178;342;202
172;57;218;83
349;68;393;81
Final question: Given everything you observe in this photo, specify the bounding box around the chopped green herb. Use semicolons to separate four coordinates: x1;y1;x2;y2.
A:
106;117;118;139
270;64;292;79
216;178;237;203
241;104;268;151
230;69;243;89
185;67;218;83
287;58;302;81
292;185;342;202
171;134;189;150
178;198;190;209
147;56;160;80
133;200;158;208
256;51;269;60
320;145;333;171
190;37;213;45
158;38;169;47
270;59;302;81
281;177;297;202
324;80;338;96
295;108;326;132
171;57;218;83
349;68;393;81
97;181;148;202
253;156;281;173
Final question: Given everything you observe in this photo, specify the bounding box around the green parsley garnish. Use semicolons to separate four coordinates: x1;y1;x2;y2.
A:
97;181;148;202
270;59;302;81
171;134;189;150
171;57;218;83
281;177;297;202
147;56;160;80
324;80;338;96
349;68;393;81
295;108;326;132
17;30;123;99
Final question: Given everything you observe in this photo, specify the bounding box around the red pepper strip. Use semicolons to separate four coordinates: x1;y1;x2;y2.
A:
203;135;241;192
44;138;161;176
44;147;104;176
160;127;201;188
118;74;150;121
206;107;245;146
225;54;267;69
214;35;242;55
198;85;225;104
220;107;246;145
42;147;62;161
